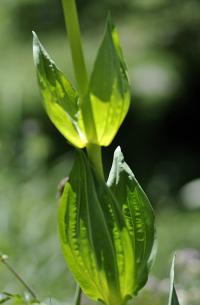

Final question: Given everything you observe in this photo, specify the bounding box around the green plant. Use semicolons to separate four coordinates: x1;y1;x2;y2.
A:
0;0;181;305
32;0;181;305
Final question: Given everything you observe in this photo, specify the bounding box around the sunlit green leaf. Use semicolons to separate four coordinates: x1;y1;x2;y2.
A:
168;255;180;305
88;15;131;146
32;32;86;148
58;150;133;305
58;148;156;305
107;147;157;294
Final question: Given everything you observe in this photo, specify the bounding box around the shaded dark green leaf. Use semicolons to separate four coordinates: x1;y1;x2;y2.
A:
58;147;156;305
107;147;157;294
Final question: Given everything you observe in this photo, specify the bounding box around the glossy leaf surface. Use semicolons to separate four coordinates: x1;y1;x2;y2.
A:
168;255;180;305
58;148;156;305
33;32;86;148
89;16;131;146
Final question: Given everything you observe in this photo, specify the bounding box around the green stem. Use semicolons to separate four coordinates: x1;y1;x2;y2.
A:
86;143;104;180
0;254;39;302
61;0;104;179
73;285;82;305
61;0;88;97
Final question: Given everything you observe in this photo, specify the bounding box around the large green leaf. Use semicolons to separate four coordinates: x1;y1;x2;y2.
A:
33;16;131;148
88;16;131;146
58;150;133;305
32;32;86;148
107;147;157;294
58;148;156;305
168;255;180;305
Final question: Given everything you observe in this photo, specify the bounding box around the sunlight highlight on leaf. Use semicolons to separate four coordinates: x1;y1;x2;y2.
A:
58;148;156;305
32;32;86;148
89;16;131;146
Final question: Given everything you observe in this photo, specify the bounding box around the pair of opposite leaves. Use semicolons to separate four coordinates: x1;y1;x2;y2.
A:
58;147;156;305
33;16;130;149
33;15;179;305
58;148;180;305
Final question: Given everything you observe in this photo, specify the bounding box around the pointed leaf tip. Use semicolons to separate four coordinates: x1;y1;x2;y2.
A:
113;146;123;161
32;33;86;148
32;32;40;66
106;12;113;27
168;254;180;305
32;31;37;40
115;146;122;154
88;17;131;146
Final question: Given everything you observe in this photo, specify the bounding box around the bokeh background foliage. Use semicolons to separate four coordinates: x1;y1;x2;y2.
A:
0;1;200;305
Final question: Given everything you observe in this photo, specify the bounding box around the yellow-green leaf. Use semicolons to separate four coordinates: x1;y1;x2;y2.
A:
32;32;86;148
58;150;134;305
58;148;156;305
88;16;131;146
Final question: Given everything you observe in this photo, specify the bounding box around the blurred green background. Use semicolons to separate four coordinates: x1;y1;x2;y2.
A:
1;0;200;305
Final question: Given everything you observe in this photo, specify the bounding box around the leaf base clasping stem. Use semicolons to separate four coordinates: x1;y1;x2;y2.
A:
61;0;104;180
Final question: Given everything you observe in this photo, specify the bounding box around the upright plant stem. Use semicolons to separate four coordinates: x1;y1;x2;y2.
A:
61;0;88;97
86;143;104;180
0;254;39;301
61;0;104;180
